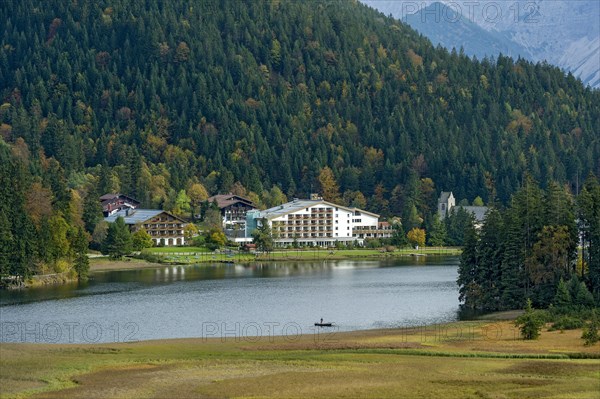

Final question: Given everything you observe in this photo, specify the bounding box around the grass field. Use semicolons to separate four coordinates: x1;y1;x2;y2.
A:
143;247;211;253
1;320;598;399
139;247;462;264
89;257;163;271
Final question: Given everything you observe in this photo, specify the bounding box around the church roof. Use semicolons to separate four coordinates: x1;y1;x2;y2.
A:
438;191;453;203
460;206;489;222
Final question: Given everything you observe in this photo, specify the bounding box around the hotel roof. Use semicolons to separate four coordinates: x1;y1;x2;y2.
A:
257;199;379;220
105;209;166;225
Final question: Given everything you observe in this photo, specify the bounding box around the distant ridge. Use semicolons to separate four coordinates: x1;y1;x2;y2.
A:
403;2;532;61
363;0;600;88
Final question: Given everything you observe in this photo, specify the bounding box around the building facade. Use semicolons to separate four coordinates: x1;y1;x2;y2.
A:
104;209;187;246
246;197;390;247
437;192;455;219
207;194;257;229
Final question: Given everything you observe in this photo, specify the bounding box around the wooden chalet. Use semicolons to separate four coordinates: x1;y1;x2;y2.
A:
100;193;141;217
207;194;256;228
104;209;188;246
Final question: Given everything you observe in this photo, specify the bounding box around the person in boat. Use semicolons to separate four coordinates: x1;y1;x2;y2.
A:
320;318;323;324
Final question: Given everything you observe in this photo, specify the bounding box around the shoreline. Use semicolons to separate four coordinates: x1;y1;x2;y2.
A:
90;248;461;271
3;250;460;290
2;318;598;399
125;247;460;266
0;309;568;350
3;315;597;356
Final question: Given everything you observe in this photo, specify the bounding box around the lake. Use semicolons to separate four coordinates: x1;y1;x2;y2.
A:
0;257;460;343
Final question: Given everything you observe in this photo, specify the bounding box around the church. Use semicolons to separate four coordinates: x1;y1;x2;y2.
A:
437;191;489;228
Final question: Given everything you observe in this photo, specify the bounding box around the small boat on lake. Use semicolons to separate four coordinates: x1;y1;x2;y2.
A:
315;318;334;327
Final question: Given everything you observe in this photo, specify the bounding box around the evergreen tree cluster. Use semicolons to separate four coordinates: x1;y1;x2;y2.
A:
0;139;91;281
458;175;600;310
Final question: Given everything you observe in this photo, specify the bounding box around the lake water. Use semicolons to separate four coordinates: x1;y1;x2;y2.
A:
0;257;460;343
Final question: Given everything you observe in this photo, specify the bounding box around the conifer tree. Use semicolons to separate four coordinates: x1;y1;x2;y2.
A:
477;208;503;309
500;208;526;309
252;222;274;253
582;310;599;346
578;175;600;300
553;278;572;309
515;299;545;340
82;186;103;234
72;227;90;280
457;220;480;308
102;217;133;259
428;214;447;247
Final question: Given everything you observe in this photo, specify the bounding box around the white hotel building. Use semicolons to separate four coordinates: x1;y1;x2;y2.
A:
246;195;391;247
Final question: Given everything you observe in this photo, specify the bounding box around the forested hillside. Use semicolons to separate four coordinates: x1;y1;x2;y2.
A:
1;0;599;277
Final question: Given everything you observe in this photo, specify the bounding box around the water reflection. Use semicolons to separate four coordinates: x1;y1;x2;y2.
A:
1;257;460;343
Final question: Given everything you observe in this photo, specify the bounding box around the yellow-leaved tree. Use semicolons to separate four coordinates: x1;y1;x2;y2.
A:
317;166;341;203
188;183;209;220
407;228;426;248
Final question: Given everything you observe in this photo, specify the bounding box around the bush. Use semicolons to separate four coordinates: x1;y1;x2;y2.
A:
135;251;164;264
582;310;599;346
548;316;584;331
53;259;71;273
205;242;219;251
365;238;381;248
132;229;153;251
515;299;546;340
192;234;206;247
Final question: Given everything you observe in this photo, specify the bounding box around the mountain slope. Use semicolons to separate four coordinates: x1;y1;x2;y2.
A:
0;0;598;220
403;2;532;60
560;36;600;88
363;0;600;88
490;0;600;88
